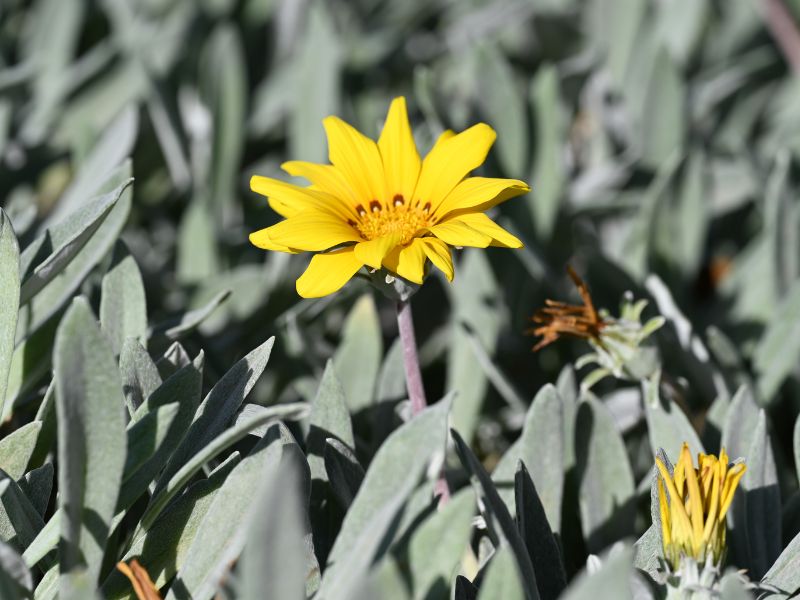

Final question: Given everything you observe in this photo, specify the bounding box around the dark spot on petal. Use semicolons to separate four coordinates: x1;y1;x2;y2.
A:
356;204;367;216
422;201;431;213
370;200;382;212
393;194;404;207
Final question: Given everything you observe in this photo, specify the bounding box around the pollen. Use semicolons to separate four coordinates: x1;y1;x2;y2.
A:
353;194;433;244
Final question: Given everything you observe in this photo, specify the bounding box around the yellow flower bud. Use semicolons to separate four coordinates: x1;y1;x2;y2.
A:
655;443;746;570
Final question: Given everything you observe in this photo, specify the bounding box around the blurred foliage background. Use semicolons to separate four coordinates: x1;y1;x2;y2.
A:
5;0;800;595
5;0;800;438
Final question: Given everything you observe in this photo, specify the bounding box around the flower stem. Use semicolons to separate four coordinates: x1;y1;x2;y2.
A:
760;0;800;75
396;298;427;415
396;297;450;505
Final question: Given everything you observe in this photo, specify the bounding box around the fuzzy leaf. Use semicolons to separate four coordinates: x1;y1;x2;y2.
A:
407;488;475;599
239;453;307;600
104;454;242;597
323;438;365;510
762;529;800;597
119;338;163;418
560;546;634;600
492;384;564;532
332;295;382;413
100;244;147;355
322;399;451;592
0;422;42;481
476;545;526;600
452;429;540;600
529;65;566;239
164;430;288;600
448;251;501;439
153;337;274;496
642;370;704;460
307;360;354;482
515;463;566;600
0;209;20;414
54;298;127;583
18;190;115;305
17;179;133;343
753;279;800;402
733;410;781;579
575;397;636;553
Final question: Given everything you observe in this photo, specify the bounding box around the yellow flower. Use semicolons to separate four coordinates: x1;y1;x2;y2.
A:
249;97;530;298
655;443;746;570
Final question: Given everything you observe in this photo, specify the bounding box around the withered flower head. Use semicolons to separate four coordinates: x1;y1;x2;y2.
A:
528;266;608;351
117;559;162;600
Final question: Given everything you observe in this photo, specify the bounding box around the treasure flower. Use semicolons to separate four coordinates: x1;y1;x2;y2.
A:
249;97;530;298
655;443;746;571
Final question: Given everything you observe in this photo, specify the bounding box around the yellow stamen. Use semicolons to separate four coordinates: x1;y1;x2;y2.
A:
352;195;435;244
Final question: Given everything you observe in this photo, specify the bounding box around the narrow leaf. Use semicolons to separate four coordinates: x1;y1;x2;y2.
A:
515;463;566;600
332;295;382;413
54;298;127;582
452;429;540;600
100;244;147;355
0;209;20;414
575;397;636;552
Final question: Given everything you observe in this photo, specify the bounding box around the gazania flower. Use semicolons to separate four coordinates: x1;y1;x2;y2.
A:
655;444;746;570
249;97;529;297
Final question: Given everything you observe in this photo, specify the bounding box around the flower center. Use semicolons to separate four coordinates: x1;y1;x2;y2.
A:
350;194;433;244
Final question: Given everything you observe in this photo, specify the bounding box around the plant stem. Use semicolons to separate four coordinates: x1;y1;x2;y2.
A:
761;0;800;75
396;298;427;415
396;297;450;505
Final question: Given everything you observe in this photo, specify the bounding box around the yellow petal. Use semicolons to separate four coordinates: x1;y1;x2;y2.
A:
702;461;721;543
658;479;671;547
719;463;746;521
679;445;704;549
266;212;362;252
383;238;427;284
674;457;686;498
420;237;454;281
353;231;403;269
444;213;523;248
413;123;496;214
378;97;421;203
428;220;492;248
323;116;387;204
282;161;359;207
434;176;529;219
656;458;694;543
251;175;354;220
719;448;729;487
296;247;364;298
249;228;299;253
699;458;715;512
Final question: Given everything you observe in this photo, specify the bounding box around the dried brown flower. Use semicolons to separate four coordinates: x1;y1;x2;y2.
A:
117;559;162;600
528;266;608;351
